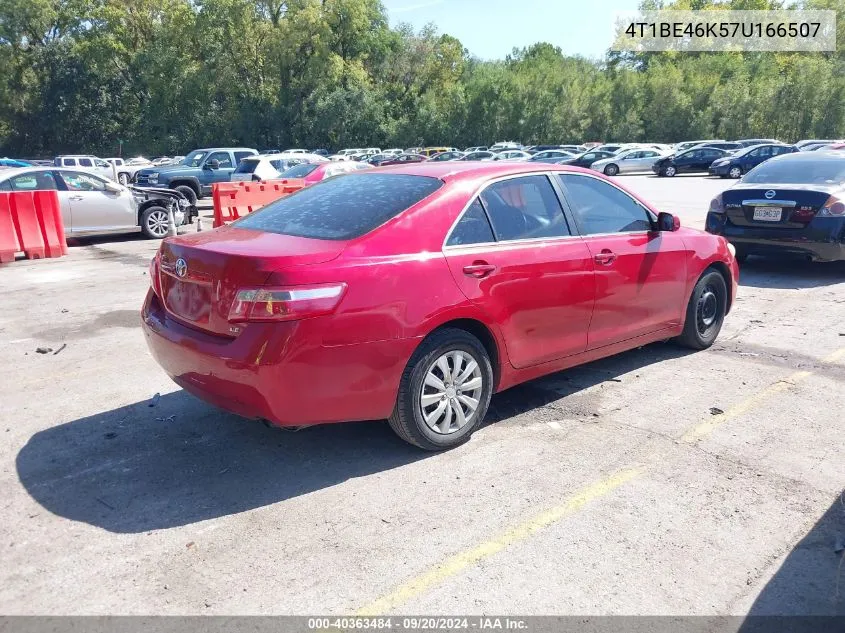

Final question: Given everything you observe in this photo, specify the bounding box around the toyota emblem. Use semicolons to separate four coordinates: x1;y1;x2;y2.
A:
764;190;776;199
175;258;188;278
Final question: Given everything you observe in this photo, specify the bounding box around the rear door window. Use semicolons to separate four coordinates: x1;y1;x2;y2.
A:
9;171;58;191
479;175;570;241
78;158;93;167
236;174;443;240
446;199;495;246
207;151;233;168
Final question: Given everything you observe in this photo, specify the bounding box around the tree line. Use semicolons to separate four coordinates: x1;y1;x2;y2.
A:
0;0;842;158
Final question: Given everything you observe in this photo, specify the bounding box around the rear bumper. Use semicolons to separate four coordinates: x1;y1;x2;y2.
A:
706;212;845;261
141;289;418;426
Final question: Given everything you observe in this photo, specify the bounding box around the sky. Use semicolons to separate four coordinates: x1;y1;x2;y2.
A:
382;0;642;61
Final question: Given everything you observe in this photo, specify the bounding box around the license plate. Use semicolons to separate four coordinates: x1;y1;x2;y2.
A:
753;207;782;221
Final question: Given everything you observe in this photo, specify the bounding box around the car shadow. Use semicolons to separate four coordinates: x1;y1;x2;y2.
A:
15;391;425;534
739;256;845;290
738;492;845;625
485;341;694;424
17;342;695;534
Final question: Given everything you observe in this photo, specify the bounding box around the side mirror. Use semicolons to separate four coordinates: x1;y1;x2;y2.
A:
657;211;680;231
104;181;122;193
204;159;220;170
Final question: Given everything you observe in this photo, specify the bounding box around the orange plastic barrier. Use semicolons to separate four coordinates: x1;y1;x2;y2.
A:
0;190;67;263
212;179;306;228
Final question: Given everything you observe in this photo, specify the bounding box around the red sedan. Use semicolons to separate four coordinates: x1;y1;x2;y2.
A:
143;163;739;450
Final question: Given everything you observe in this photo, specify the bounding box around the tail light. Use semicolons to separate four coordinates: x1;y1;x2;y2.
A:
228;283;347;323
819;195;845;216
149;253;161;296
709;194;724;214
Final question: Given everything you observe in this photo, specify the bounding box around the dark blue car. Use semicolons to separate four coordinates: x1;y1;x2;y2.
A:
705;152;845;262
709;144;797;179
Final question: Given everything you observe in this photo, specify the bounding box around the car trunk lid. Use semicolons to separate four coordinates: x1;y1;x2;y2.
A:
722;186;833;228
156;226;345;337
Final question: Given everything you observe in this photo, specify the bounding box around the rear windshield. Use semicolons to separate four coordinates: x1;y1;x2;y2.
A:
743;159;845;184
279;163;320;178
234;160;259;174
236;174;443;240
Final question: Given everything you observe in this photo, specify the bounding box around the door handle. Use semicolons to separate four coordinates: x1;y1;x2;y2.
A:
68;195;84;201
593;249;616;265
463;262;496;278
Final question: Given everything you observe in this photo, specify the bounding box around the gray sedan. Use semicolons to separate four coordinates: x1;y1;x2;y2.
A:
0;167;187;239
590;148;669;176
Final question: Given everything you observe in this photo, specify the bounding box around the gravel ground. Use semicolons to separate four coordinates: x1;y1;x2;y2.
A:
0;173;843;617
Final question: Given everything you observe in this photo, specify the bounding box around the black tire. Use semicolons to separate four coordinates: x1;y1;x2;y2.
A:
604;164;619;176
676;270;728;350
174;185;197;205
118;172;130;185
664;165;677;177
140;205;171;239
728;166;743;179
388;328;494;451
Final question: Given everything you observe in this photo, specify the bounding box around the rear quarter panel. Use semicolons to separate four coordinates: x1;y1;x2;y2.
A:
267;177;508;349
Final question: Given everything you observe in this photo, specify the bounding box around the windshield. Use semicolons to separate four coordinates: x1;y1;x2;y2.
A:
743;158;845;185
181;151;207;167
235;174;443;240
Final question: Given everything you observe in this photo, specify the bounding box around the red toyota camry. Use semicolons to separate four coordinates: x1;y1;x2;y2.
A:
143;162;739;450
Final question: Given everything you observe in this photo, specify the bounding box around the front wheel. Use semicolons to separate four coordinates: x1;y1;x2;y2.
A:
389;328;494;450
140;205;170;239
118;172;130;185
173;185;197;206
603;164;619;176
664;165;677;177
676;270;728;350
728;166;743;179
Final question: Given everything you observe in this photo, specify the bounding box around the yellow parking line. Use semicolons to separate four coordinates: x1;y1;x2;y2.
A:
355;468;641;616
681;347;845;444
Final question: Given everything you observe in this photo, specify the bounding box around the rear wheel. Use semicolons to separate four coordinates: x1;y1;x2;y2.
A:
388;328;493;451
728;166;743;179
676;270;728;350
140;205;170;239
174;185;197;205
603;164;619;176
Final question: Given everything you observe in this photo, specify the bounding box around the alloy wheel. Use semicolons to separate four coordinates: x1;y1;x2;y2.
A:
146;209;169;238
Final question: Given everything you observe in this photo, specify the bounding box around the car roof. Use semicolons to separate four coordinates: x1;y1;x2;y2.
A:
768;150;845;162
193;147;257;152
369;161;594;183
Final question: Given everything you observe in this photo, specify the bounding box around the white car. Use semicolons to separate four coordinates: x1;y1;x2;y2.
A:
231;153;328;182
105;157;153;185
53;155;115;180
590;148;670;176
282;149;309;154
383;148;404;156
0;167;187;239
492;149;532;161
